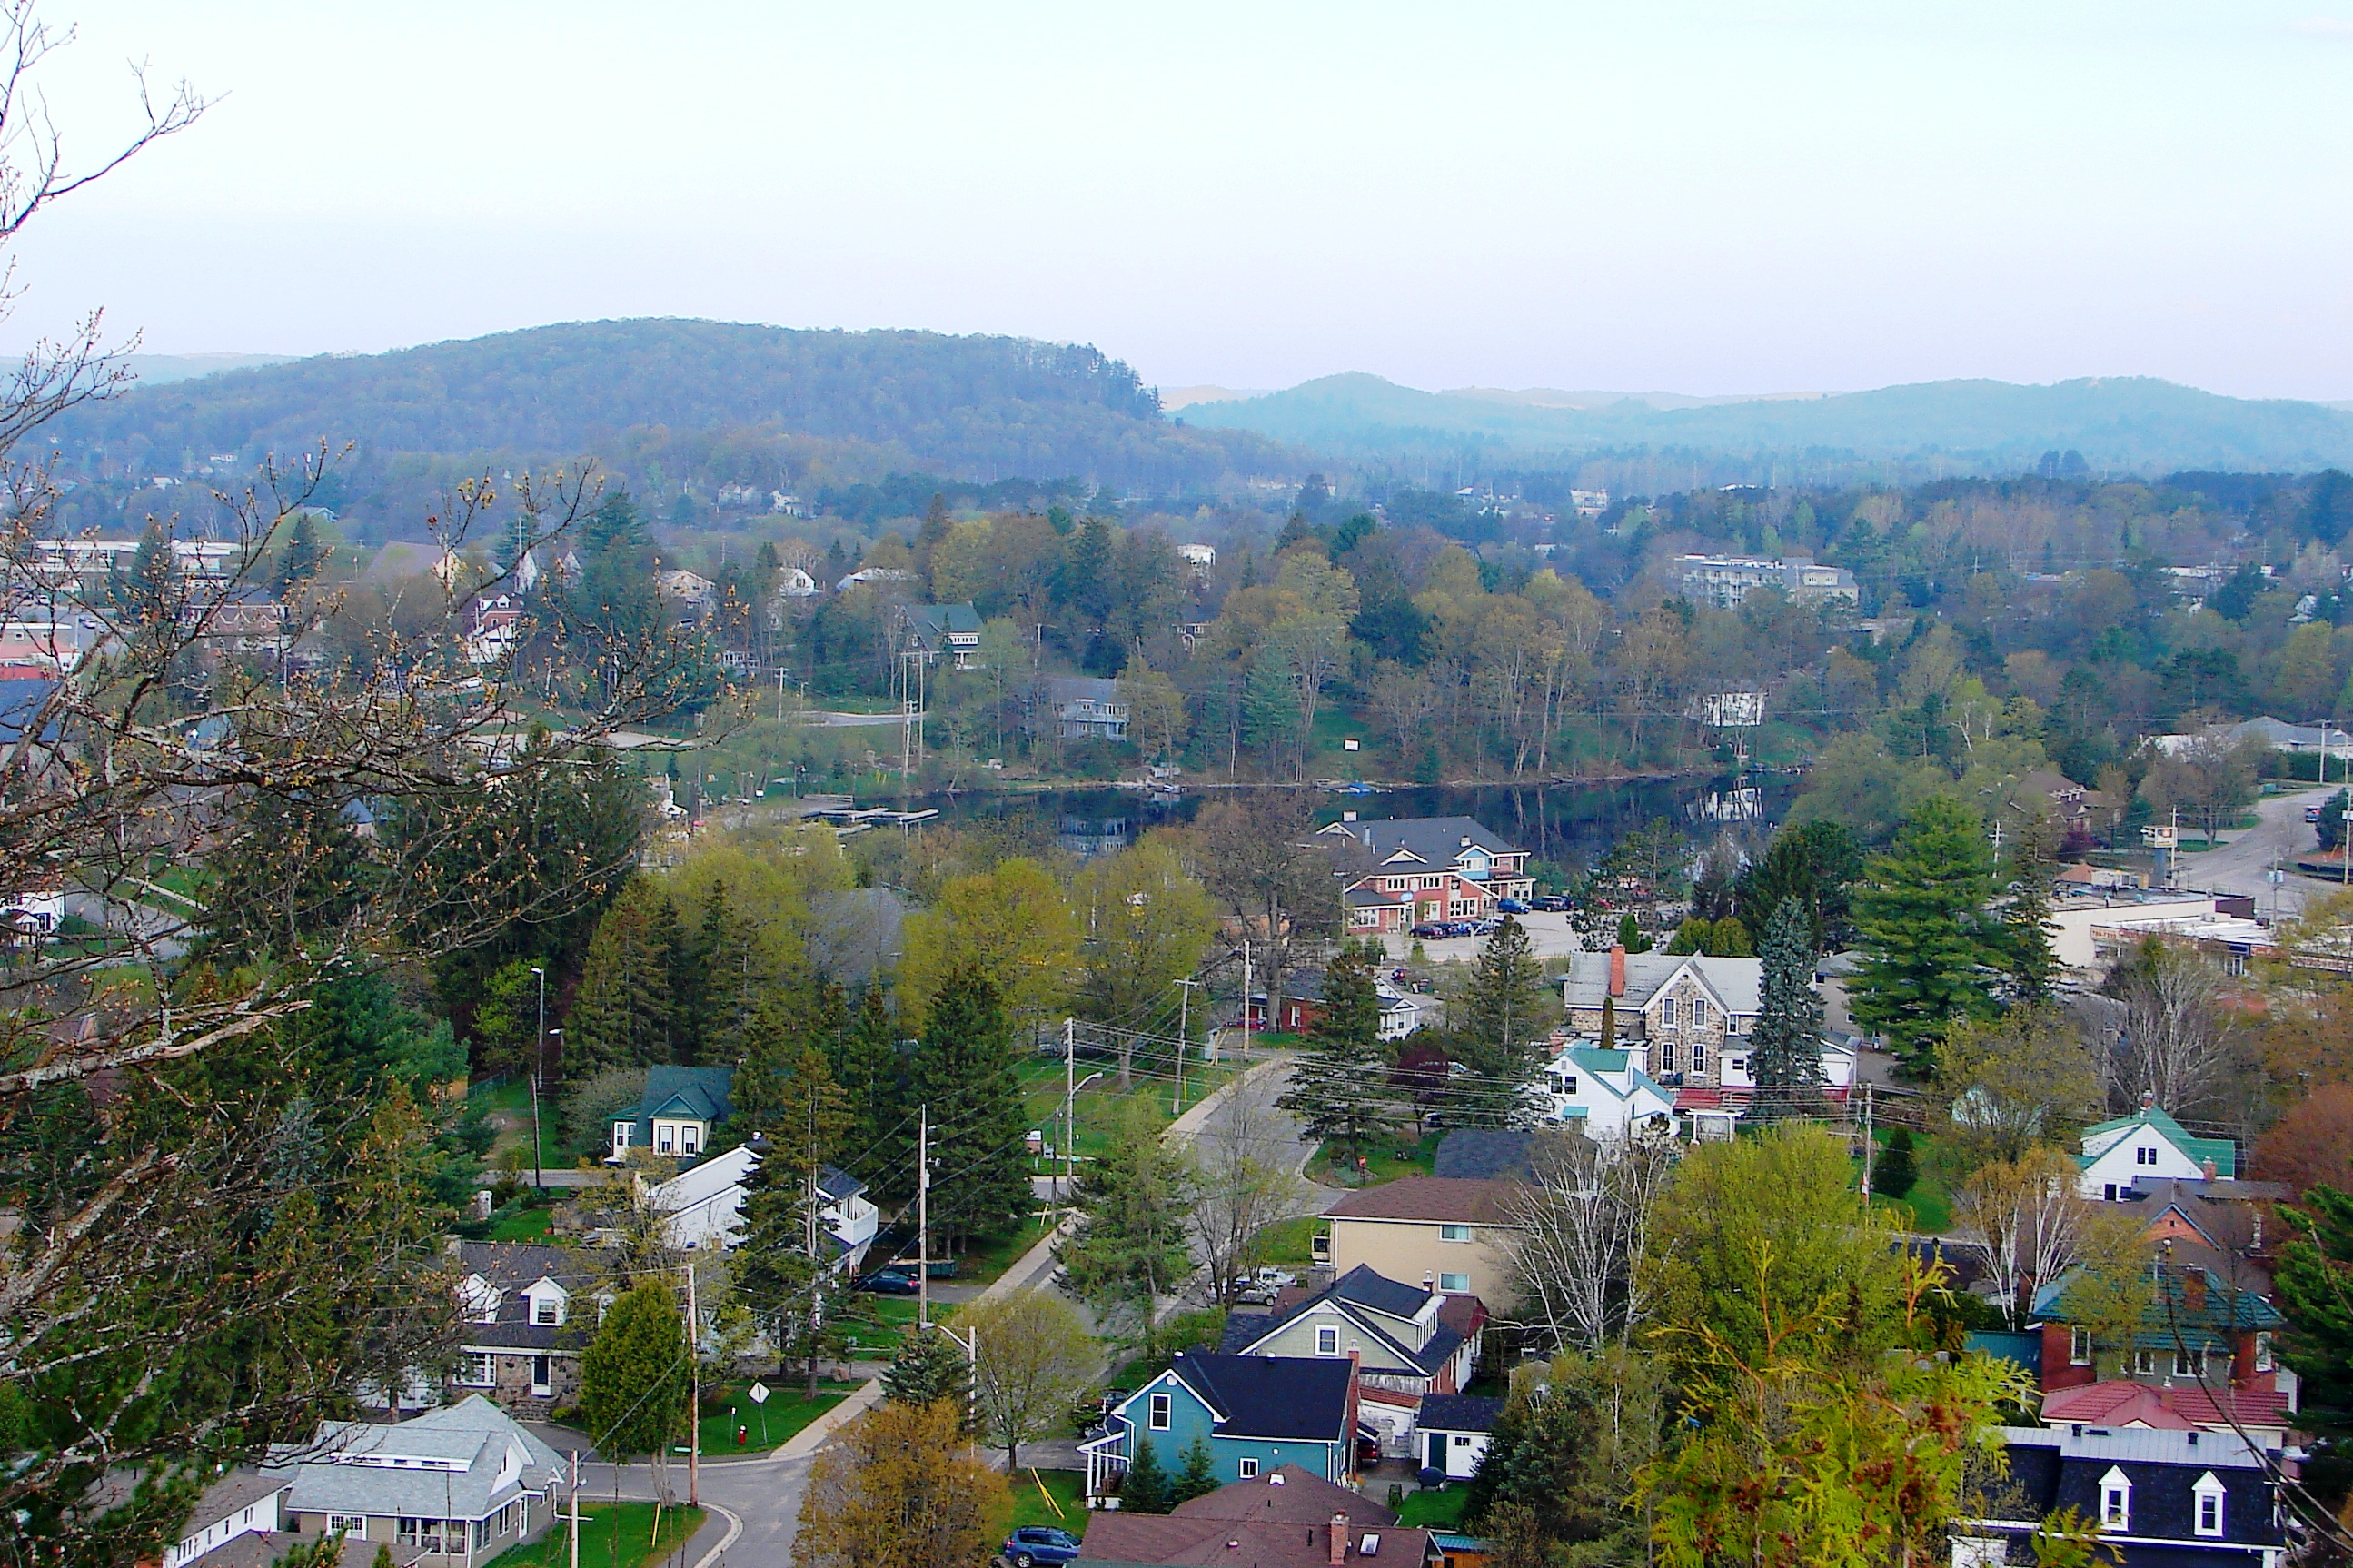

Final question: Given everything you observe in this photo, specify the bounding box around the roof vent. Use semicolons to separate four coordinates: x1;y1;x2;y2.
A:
1269;1474;1286;1485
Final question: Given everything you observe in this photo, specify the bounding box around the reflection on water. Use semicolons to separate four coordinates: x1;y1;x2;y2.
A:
915;775;1800;868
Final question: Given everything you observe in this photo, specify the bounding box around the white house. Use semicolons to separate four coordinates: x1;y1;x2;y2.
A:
1717;1034;1860;1095
1412;1394;1503;1481
160;1471;293;1568
650;1145;879;1271
2078;1106;2239;1202
1537;1046;1677;1140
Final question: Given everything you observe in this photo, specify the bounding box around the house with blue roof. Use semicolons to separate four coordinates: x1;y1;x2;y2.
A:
1078;1353;1359;1504
2079;1105;2237;1201
1538;1045;1676;1140
609;1066;733;1163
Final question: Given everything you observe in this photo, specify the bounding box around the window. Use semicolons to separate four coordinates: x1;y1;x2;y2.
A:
1660;997;1677;1027
472;1519;491;1552
1236;1459;1259;1479
2070;1327;2092;1366
2257;1332;2276;1372
657;1126;675;1154
1454;1434;1474;1447
534;1296;561;1325
2174;1347;2204;1378
1691;1045;1707;1076
1315;1325;1342;1356
1148;1393;1172;1430
1560;1075;1577;1095
2193;1472;2226;1537
2130;1348;2156;1375
531;1355;552;1395
682;1126;700;1156
1690;999;1708;1029
611;1122;630;1152
2137;1146;2157;1166
1440;1225;1471;1243
328;1517;366;1538
2099;1466;2131;1530
1659;1040;1678;1073
1439;1273;1470;1292
2103;1183;2118;1201
458;1353;494;1387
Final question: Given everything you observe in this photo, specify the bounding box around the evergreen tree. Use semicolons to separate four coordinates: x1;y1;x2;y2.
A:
1173;1436;1217;1504
1850;798;2004;1075
1999;835;2059;1006
1060;1098;1196;1311
909;966;1031;1245
882;1327;971;1413
563;876;676;1077
1120;1436;1170;1514
1242;653;1300;769
1444;917;1556;1125
1276;940;1401;1161
1613;911;1652;954
1875;1128;1918;1200
838;985;909;1205
580;1278;689;1464
274;511;326;593
1748;901;1827;1123
125;519;180;626
1735;820;1863;949
735;1027;854;1392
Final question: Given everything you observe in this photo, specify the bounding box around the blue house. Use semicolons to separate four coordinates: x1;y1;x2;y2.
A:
609;1067;733;1164
1080;1354;1359;1503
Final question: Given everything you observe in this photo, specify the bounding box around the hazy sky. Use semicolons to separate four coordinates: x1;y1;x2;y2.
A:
12;2;2353;398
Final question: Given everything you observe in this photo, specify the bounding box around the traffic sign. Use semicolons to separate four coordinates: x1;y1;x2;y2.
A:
747;1381;770;1405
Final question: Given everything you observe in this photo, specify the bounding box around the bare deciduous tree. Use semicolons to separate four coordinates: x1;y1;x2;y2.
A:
1950;1146;2131;1330
1181;1067;1307;1305
2102;938;2241;1119
1502;1128;1677;1353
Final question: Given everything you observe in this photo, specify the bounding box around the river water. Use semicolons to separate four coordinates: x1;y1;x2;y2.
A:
917;774;1801;875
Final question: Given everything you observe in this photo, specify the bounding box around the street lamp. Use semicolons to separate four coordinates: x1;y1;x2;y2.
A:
1063;1070;1105;1206
529;967;547;1191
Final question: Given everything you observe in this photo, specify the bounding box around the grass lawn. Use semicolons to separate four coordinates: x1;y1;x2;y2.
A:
1394;1488;1470;1530
1017;1057;1236;1173
486;1206;554;1243
844;1295;958;1356
471;1077;566;1171
488;1503;702;1568
1313;1129;1440;1186
1853;1128;1953;1234
1254;1215;1321;1266
1007;1468;1087;1533
695;1377;860;1454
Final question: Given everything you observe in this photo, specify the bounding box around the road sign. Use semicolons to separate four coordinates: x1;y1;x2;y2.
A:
2142;824;2179;849
746;1381;770;1405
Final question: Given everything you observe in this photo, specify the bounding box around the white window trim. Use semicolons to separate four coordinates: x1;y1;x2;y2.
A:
1236;1458;1259;1479
458;1353;495;1387
1148;1392;1172;1431
1439;1224;1471;1243
1315;1325;1342;1355
2098;1465;2131;1531
2192;1470;2226;1538
2070;1327;2092;1366
328;1516;366;1537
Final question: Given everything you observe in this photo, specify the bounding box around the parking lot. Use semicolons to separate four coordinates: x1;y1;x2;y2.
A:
1377;907;1591;965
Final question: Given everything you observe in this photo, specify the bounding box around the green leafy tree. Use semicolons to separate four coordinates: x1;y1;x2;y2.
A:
1173;1436;1217;1505
1735;819;1863;949
1663;916;1752;957
1120;1435;1170;1514
909;965;1032;1245
468;957;542;1079
1850;797;2003;1075
1073;838;1217;1087
580;1278;689;1466
1747;901;1827;1123
958;1291;1098;1471
1276;939;1404;1159
1464;1347;1668;1558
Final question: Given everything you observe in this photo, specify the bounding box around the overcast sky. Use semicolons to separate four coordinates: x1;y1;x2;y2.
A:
10;2;2353;399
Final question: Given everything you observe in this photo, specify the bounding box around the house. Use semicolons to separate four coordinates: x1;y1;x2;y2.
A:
1036;676;1128;742
1176;542;1217;577
609;1066;734;1163
1413;1394;1503;1481
835;566;917;592
275;1395;564;1564
2033;1261;2288;1425
1955;1425;2286;1565
1318;818;1535;928
776;566;819;598
1225;1265;1481;1406
1078;1355;1360;1503
2078;1106;2238;1202
2040;1381;2299;1452
2101;1176;2288;1295
464;594;524;665
897;602;983;669
1556;947;1761;1090
1322;1181;1521;1307
159;1469;295;1568
1674;553;1859;609
1241;971;1425;1040
651;1142;879;1273
1537;1045;1678;1141
445;1240;608;1414
1073;1464;1425;1568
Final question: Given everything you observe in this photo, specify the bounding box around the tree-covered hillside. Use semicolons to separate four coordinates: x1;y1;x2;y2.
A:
1180;372;2353;481
55;319;1293;501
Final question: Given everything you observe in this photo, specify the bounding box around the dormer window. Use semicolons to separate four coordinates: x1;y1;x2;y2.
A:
533;1295;562;1326
2098;1466;2131;1530
2192;1471;2226;1537
2137;1146;2157;1166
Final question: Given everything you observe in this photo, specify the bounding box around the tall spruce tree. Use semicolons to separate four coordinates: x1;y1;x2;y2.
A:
837;985;909;1205
1276;940;1401;1161
735;1030;854;1393
1748;901;1827;1123
1120;1436;1170;1514
1445;916;1556;1125
1850;798;2004;1075
563;876;677;1077
909;965;1031;1245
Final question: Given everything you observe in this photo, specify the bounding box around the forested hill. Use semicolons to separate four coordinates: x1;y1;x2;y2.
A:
1179;372;2353;480
55;319;1293;493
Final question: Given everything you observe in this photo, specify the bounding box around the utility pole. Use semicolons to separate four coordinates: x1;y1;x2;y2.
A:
683;1262;700;1507
918;1105;931;1332
1241;940;1253;1057
569;1453;580;1568
1063;1018;1076;1207
1859;1083;1875;1197
1175;977;1197;1116
530;965;547;1191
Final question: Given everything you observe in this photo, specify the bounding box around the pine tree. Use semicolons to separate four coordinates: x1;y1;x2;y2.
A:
1613;911;1652;954
909;966;1031;1245
1277;941;1401;1161
1999;834;2059;1006
882;1327;971;1414
580;1278;688;1464
1850;798;2004;1075
1121;1435;1170;1514
838;985;908;1205
1445;917;1556;1125
736;1029;853;1392
563;877;676;1077
1875;1128;1918;1199
274;511;327;593
1060;1098;1196;1309
1748;901;1827;1123
1243;653;1300;771
1173;1435;1218;1503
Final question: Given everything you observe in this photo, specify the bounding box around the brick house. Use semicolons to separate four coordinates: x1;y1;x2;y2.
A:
446;1240;609;1416
1317;816;1534;933
2031;1262;2291;1438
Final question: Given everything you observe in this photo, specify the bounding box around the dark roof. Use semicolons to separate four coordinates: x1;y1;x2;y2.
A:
1170;1464;1395;1525
817;1165;867;1202
1992;1426;2284;1551
1330;1265;1435;1324
1433;1128;1541;1181
1317;817;1527;866
1239;1269;1465;1380
1416;1395;1504;1434
452;1239;601;1353
0;676;59;744
1077;1516;1427;1568
1324;1177;1517;1225
617;1066;734;1127
187;1533;388;1568
1167;1354;1355;1442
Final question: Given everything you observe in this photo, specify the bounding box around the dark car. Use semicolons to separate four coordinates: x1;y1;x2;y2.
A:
1496;898;1528;914
1004;1527;1081;1567
1531;895;1567;912
1411;922;1448;939
855;1268;918;1295
1357;1434;1384;1468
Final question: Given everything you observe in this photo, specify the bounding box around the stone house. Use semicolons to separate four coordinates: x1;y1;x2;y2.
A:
446;1240;608;1416
1556;946;1759;1089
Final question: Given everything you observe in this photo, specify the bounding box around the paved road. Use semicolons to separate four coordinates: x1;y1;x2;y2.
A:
2181;783;2333;918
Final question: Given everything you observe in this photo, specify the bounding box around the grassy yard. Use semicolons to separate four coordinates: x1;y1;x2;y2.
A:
1312;1129;1440;1186
1394;1488;1470;1530
486;1206;554;1243
694;1377;860;1454
488;1503;703;1568
1854;1128;1954;1235
841;1295;959;1356
1254;1216;1321;1266
471;1077;567;1171
1007;1468;1087;1533
1016;1057;1236;1173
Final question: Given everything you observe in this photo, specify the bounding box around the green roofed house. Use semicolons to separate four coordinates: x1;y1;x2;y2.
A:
2077;1104;2236;1203
609;1066;733;1164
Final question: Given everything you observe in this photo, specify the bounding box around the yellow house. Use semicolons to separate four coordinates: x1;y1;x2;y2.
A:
1320;1177;1521;1304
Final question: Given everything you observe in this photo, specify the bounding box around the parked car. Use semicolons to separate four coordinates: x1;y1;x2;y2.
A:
855;1268;918;1295
2308;805;2325;824
1004;1527;1082;1567
1445;921;1479;938
1231;1284;1276;1306
1531;895;1567;912
1357;1434;1384;1468
1410;922;1448;939
1248;1266;1298;1289
1496;898;1528;914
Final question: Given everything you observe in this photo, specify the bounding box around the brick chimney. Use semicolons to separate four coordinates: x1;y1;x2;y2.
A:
1608;945;1626;998
2201;1157;2218;1181
1328;1514;1349;1568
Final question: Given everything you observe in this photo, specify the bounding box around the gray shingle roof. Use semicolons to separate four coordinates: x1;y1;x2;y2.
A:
277;1397;564;1523
1168;1354;1355;1442
1318;816;1526;867
1416;1395;1504;1434
1556;951;1762;1016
